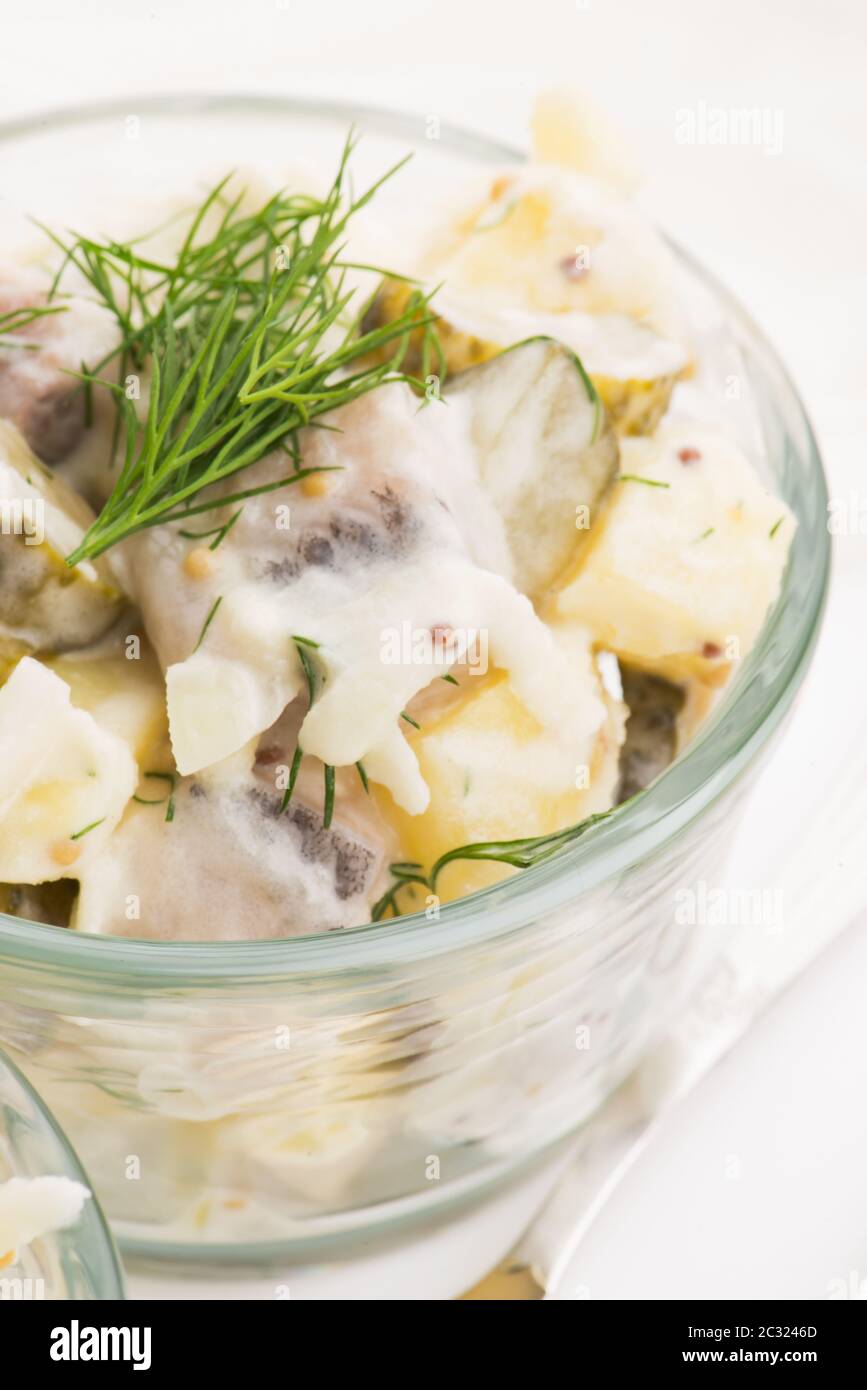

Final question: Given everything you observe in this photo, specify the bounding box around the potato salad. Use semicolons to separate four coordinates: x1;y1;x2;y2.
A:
0;96;794;940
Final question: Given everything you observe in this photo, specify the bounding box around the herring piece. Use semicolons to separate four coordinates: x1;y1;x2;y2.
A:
73;752;388;940
120;383;570;812
0;421;124;654
0;265;119;462
0;657;137;883
555;424;796;685
445;338;618;596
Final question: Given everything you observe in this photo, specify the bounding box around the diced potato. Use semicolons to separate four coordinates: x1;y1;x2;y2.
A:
554;424;796;684
446;338;618;595
530;89;639;194
0;421;124;654
0;657;137;883
46;636;169;767
376;631;623;903
224;1106;383;1205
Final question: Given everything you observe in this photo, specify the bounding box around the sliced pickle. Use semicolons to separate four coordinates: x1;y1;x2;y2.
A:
445;338;619;596
592;372;676;438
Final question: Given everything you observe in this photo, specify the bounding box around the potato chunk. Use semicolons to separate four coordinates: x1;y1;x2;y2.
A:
0;657;137;883
554;424;796;684
376;628;624;903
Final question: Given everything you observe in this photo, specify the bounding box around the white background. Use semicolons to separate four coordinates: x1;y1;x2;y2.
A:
3;0;866;1298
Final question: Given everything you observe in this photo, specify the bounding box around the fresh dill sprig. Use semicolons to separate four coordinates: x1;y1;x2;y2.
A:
283;636;339;827
0;302;68;348
323;764;336;829
132;770;177;823
278;746;303;814
293;636;319;705
178;507;242;550
69;816;106;841
370;861;430;921
618;475;670;489
192;595;222;653
369;810;614;922
45;133;440;564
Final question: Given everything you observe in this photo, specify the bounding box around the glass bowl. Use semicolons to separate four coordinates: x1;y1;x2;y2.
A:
0;1047;125;1299
0;96;830;1276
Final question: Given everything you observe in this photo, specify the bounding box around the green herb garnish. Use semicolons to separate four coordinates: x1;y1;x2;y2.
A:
192;595;222;653
132;770;177;823
286;636;337;825
370;810;614;921
69;816;106;841
178;507;243;550
619;474;670;489
370;862;429;921
769;516;784;539
0;302;68;347
278;745;303;814
46;135;440;565
293;636;319;706
323;763;336;829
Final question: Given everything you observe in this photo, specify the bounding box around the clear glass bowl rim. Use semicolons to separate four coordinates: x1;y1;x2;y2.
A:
0;91;831;980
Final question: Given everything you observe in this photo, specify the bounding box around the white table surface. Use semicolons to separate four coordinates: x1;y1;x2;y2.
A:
3;0;865;1299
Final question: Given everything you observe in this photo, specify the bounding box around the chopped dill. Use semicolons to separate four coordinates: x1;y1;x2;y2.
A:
192;595;222;653
69;817;106;841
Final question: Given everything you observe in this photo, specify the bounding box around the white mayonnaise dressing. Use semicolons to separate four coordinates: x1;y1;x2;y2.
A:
119;381;586;815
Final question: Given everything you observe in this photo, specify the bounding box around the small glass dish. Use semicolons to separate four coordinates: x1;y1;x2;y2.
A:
0;1047;125;1299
